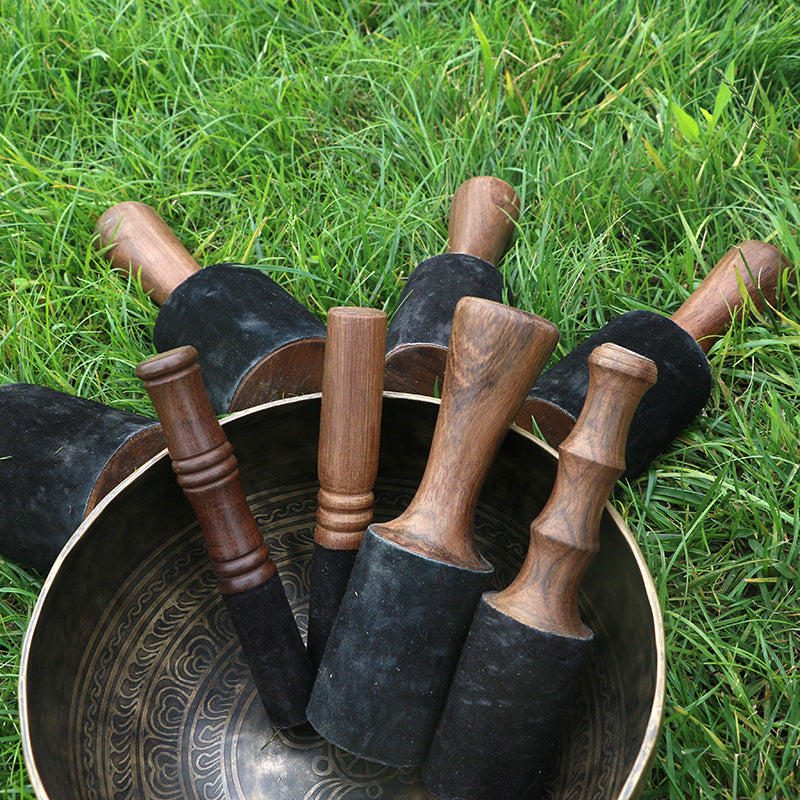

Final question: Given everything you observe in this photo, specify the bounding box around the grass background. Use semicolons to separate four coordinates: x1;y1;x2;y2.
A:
1;0;799;797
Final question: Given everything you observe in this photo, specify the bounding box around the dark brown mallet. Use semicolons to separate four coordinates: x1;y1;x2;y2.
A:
384;176;520;396
423;342;658;800
96;202;326;414
136;345;314;729
307;306;387;668
0;384;165;573
306;296;559;767
515;240;791;479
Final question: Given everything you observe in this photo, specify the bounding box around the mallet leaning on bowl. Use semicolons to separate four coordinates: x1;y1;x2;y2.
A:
136;345;315;729
515;240;792;479
384;175;520;395
0;384;165;572
95;202;327;414
307;306;387;667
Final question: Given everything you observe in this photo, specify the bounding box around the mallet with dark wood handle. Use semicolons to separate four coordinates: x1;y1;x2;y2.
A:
306;296;559;767
424;342;658;800
0;384;165;573
384;176;520;396
96;202;326;414
307;306;386;668
136;345;314;729
515;240;791;478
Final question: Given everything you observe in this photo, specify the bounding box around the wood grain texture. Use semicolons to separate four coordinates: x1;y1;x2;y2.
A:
490;343;657;638
136;346;277;593
95;202;200;305
512;395;575;448
446;176;521;265
374;296;559;569
383;343;447;398
228;338;327;411
84;424;167;516
314;307;387;550
670;240;791;353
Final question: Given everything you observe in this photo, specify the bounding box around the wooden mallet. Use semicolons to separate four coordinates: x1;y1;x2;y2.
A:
96;202;326;414
136;345;315;729
515;240;791;478
384;176;520;395
307;306;386;668
424;342;658;799
306;296;559;767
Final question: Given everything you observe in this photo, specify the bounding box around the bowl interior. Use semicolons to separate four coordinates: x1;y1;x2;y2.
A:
21;394;663;800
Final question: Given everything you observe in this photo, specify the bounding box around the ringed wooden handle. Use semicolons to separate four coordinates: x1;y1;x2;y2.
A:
670;240;791;353
491;343;657;638
135;346;276;593
446;176;521;265
314;307;387;550
95;201;201;305
376;297;559;569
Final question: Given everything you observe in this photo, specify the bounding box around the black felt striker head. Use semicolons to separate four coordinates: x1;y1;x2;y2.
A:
527;310;712;479
153;263;325;413
0;384;163;573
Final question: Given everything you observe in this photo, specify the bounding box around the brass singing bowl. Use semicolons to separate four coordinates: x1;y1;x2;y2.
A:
21;393;665;800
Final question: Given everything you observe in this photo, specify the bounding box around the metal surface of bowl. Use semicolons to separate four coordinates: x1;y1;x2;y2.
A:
21;393;664;800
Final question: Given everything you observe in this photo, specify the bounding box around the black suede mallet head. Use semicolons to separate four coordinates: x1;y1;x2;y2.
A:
96;202;326;414
136;345;314;729
384;176;520;396
307;306;387;668
306;296;559;767
0;383;165;573
515;240;792;479
423;343;658;800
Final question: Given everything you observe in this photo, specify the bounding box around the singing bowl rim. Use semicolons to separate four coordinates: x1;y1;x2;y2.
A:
19;391;666;800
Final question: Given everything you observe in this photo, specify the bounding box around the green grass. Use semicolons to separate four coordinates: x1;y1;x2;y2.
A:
1;0;799;797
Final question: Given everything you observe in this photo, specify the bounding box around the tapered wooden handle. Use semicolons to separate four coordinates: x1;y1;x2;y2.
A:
670;240;791;353
95;201;200;305
375;297;559;568
491;343;657;637
446;177;521;265
135;346;276;593
314;307;387;550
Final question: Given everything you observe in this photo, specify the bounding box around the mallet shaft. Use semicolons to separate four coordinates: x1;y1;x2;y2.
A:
136;346;314;729
308;306;386;667
95;201;200;305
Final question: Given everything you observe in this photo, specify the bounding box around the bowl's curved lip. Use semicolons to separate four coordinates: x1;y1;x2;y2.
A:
19;391;665;800
603;499;666;800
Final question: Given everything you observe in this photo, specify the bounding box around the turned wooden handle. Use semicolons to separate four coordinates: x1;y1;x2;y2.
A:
375;297;559;569
670;240;791;353
95;201;201;306
314;307;387;550
446;176;521;265
491;343;657;637
135;346;276;593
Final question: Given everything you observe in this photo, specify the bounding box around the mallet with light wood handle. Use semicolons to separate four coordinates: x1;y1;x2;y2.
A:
96;202;326;414
307;306;387;668
515;240;791;478
384;176;520;395
136;345;314;729
424;343;658;800
306;296;559;767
